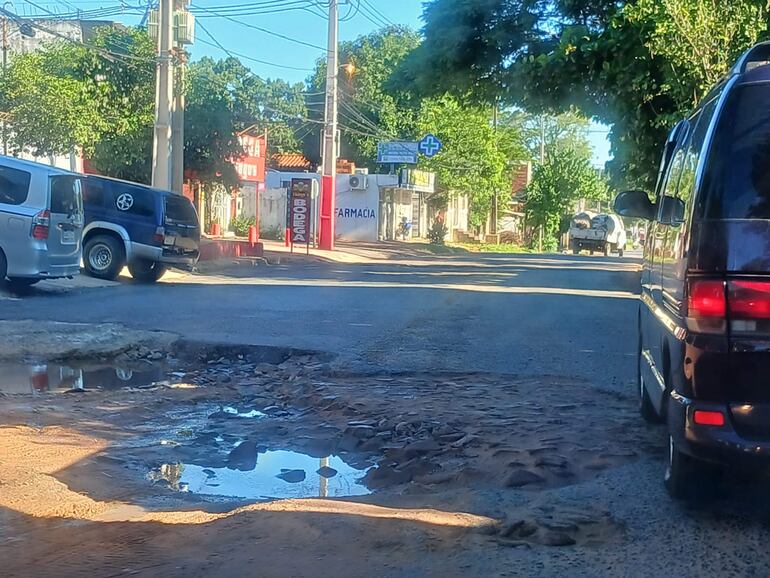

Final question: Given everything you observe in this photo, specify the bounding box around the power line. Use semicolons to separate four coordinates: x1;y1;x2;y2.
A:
360;0;394;26
190;3;327;51
195;23;315;72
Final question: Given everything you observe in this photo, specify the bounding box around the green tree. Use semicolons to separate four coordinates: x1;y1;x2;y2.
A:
0;27;156;182
417;95;526;228
399;0;770;190
525;148;607;250
199;57;307;156
185;58;244;191
306;26;422;168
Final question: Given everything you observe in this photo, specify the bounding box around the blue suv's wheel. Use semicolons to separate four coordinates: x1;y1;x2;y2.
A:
128;259;167;283
84;235;125;281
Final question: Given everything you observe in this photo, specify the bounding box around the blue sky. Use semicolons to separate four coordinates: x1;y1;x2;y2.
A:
18;0;611;165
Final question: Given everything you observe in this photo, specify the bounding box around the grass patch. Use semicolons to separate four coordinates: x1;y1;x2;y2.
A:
449;243;536;254
422;244;471;255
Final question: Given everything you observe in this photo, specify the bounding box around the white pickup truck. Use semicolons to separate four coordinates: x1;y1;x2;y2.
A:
569;212;626;257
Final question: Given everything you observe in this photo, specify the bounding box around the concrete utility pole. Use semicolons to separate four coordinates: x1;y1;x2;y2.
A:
152;0;174;190
318;0;339;251
171;40;187;195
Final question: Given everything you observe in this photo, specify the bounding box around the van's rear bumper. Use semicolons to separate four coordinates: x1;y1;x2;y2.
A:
8;247;80;279
668;390;770;467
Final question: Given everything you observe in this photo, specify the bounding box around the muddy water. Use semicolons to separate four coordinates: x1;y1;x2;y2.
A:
150;450;371;500
0;362;166;394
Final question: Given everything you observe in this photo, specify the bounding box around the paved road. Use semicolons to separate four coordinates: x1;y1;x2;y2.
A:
1;252;641;392
8;251;770;576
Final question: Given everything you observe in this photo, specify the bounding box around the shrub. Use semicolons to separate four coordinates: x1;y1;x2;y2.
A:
427;221;449;245
229;215;256;237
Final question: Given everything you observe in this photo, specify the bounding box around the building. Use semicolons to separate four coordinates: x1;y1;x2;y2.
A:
263;167;469;244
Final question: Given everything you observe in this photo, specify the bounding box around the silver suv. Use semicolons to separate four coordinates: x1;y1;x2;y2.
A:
0;156;83;289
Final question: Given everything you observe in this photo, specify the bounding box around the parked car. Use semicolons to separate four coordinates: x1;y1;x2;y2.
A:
569;212;626;256
615;42;770;498
0;156;83;289
81;175;200;283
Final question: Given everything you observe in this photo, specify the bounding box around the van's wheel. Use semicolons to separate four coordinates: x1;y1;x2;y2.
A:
84;235;125;281
665;436;718;500
128;259;167;283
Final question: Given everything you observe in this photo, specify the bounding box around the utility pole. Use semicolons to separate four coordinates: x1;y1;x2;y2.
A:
171;37;186;195
152;0;174;190
318;0;339;251
538;115;546;252
491;102;499;237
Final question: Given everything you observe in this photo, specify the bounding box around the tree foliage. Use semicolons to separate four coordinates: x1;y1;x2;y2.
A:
306;26;422;168
525;148;608;249
185;58;244;190
400;0;770;190
0;26;155;182
417;95;526;228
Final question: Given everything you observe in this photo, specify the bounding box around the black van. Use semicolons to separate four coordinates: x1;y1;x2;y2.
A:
615;42;770;498
82;175;200;283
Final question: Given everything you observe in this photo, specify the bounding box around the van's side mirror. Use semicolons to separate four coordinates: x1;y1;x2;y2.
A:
659;195;685;226
613;190;656;220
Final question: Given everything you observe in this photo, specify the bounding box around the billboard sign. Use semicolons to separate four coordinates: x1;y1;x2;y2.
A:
377;141;419;164
290;178;312;252
399;169;436;193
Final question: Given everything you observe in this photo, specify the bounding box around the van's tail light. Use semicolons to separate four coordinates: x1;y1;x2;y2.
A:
728;281;770;319
153;226;165;245
31;210;50;240
688;280;726;318
687;278;770;334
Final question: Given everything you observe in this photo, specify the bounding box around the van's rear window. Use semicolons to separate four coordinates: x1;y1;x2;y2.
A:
50;176;83;215
701;82;770;219
0;166;31;205
165;195;197;223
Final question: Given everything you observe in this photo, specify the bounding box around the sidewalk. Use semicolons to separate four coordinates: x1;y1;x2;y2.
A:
260;239;438;264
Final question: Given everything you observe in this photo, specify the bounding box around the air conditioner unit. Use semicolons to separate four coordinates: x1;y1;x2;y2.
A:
349;173;368;190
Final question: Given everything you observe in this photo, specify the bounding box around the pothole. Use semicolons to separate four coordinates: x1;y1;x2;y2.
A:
149;449;372;500
0;361;168;394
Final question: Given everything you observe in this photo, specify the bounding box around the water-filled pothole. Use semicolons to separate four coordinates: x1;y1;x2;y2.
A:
149;449;371;500
0;362;167;394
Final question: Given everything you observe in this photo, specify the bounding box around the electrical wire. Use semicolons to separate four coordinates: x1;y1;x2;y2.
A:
190;3;327;51
195;28;315;72
359;0;394;26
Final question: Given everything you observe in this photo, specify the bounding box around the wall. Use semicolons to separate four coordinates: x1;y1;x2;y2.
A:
259;188;288;236
335;174;389;242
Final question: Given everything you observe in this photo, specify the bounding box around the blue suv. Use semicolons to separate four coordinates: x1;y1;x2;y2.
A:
81;175;200;283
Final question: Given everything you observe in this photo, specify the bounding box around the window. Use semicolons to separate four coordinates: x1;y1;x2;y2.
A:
50;176;82;215
0;166;31;205
165;195;197;224
83;179;106;208
678;97;718;205
113;186;155;218
701;82;770;219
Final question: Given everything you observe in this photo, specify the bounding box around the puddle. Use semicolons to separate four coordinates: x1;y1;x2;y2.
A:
0;362;166;394
149;449;371;500
222;407;266;419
